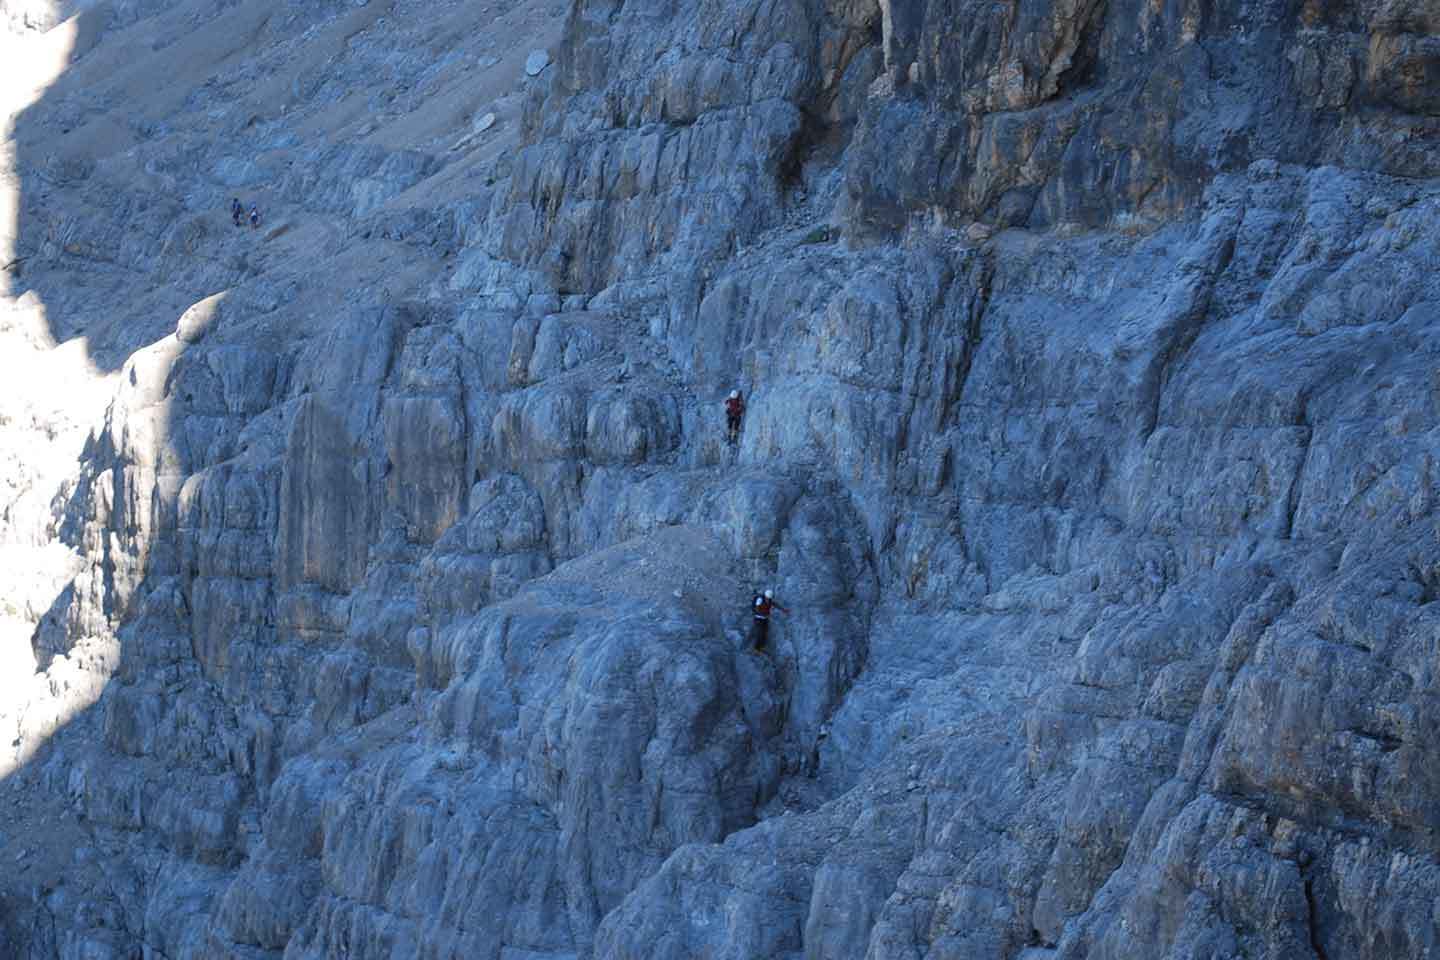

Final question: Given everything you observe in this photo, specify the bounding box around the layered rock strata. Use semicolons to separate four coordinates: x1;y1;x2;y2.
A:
0;0;1437;957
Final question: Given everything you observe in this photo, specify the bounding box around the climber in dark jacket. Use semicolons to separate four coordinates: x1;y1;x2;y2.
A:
749;588;788;653
724;389;745;445
230;197;243;227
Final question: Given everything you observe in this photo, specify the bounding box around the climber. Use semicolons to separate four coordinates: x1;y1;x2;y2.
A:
249;204;261;229
749;588;788;653
230;197;243;227
724;389;745;445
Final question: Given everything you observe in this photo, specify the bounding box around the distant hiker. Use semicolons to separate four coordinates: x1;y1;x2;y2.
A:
724;389;745;445
230;197;243;227
749;588;788;653
249;204;260;229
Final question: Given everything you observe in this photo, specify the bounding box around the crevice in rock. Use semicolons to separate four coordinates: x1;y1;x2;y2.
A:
1303;873;1329;960
1137;245;1230;444
1406;560;1438;604
1150;292;1210;434
777;103;838;197
1312;608;1370;653
1051;0;1108;100
1345;728;1402;753
935;253;992;433
1282;421;1314;540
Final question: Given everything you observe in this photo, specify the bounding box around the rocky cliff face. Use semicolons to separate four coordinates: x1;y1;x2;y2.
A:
1;0;1438;956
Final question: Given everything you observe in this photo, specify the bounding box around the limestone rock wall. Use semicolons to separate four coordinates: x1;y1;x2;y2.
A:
0;0;1438;957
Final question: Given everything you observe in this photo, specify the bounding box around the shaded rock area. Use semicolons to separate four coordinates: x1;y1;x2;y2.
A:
0;0;1438;957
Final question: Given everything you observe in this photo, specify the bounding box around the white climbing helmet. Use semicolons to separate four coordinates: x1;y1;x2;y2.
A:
730;389;740;399
764;589;774;600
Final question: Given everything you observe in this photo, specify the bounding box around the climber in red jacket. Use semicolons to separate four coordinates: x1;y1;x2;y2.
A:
749;588;788;653
724;389;745;445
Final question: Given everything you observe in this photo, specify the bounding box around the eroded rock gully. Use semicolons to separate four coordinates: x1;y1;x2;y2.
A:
0;0;1437;956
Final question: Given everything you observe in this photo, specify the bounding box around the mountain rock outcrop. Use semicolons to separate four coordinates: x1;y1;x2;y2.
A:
1;0;1438;957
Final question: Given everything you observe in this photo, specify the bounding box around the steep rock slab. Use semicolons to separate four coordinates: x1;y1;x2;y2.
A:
267;527;795;958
